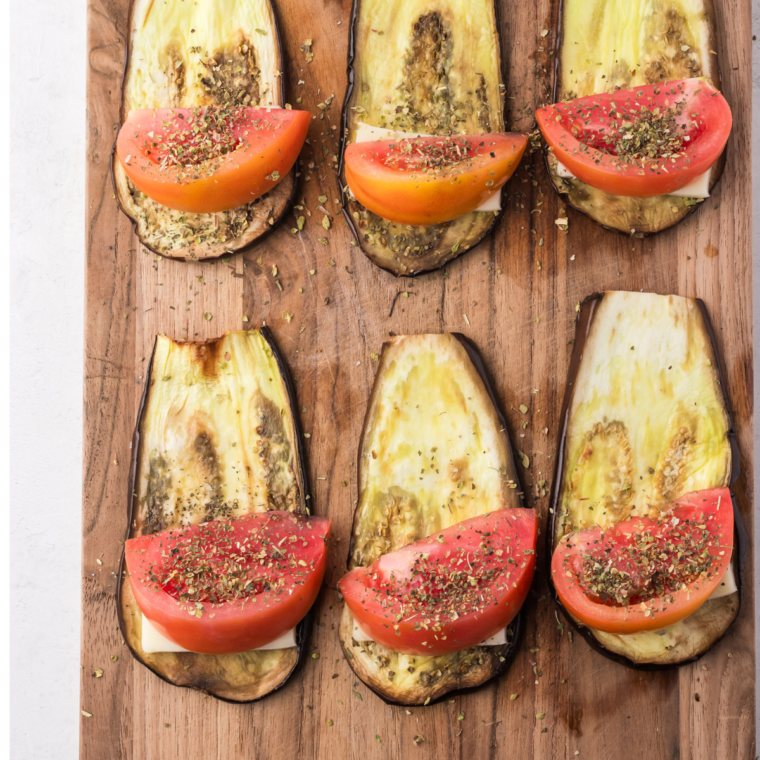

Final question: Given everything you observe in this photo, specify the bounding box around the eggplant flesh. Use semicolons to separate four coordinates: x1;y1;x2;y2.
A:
339;334;524;704
118;330;311;702
113;0;294;260
340;0;505;275
551;292;741;666
549;0;724;236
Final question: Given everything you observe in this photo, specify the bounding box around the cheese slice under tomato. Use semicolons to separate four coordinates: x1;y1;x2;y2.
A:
350;618;508;647
554;160;713;199
141;614;296;654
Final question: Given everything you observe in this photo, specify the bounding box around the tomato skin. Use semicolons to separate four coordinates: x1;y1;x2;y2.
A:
552;488;733;634
344;133;527;225
116;107;310;213
536;78;732;197
125;511;330;655
339;510;537;655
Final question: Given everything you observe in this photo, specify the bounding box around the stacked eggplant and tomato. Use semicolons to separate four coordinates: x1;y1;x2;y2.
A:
119;331;330;702
537;0;732;235
549;292;744;666
337;334;537;704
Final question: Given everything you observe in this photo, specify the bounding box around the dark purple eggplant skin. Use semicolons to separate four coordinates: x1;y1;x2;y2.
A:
337;0;508;277
344;333;529;706
116;328;314;703
110;0;297;263
543;0;727;238
546;293;747;670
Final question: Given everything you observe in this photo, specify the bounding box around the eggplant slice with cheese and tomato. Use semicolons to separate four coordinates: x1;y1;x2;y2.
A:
113;0;305;261
549;291;746;667
118;330;327;702
340;0;527;276
541;0;730;236
338;334;537;704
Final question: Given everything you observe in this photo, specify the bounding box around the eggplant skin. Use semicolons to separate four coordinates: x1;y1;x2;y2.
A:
112;0;295;261
549;292;744;667
339;0;506;276
547;0;724;236
339;334;525;704
118;329;312;702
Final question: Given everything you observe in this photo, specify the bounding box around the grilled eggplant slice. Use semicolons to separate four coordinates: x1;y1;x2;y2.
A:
549;291;746;667
339;334;526;704
340;0;506;275
548;0;725;235
118;329;313;702
113;0;294;260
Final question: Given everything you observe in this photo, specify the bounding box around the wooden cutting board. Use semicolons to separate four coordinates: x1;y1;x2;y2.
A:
82;0;755;757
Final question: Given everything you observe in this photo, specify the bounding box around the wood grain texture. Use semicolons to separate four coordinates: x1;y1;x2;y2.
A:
82;0;755;757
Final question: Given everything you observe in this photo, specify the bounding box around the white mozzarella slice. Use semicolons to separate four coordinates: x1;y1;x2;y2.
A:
351;122;501;212
708;563;738;600
555;159;712;199
350;618;507;647
141;614;297;654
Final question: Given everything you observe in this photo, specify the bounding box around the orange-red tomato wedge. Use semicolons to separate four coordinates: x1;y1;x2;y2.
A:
344;133;527;225
552;488;734;634
339;510;537;656
116;106;310;213
125;511;330;655
536;77;731;197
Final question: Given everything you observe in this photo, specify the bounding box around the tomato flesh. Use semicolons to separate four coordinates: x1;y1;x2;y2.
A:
116;106;310;213
552;488;733;634
536;78;731;197
339;510;537;655
344;133;527;225
125;511;330;654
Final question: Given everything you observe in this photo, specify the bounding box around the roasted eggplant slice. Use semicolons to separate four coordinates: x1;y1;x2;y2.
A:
339;334;526;704
340;0;506;275
113;0;294;260
118;329;313;702
549;291;746;666
548;0;725;235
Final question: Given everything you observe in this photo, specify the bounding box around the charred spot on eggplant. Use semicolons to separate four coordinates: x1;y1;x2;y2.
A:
547;0;724;236
339;334;525;704
112;0;295;260
340;0;506;275
118;329;312;702
549;292;745;667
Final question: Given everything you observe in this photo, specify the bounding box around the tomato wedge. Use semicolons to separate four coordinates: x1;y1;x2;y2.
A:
116;106;310;213
344;133;527;225
339;510;537;655
536;78;731;197
552;488;733;634
125;511;330;655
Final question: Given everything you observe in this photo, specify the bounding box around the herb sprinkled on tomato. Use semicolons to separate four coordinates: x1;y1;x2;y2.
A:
117;106;310;213
344;133;527;225
340;510;537;655
552;487;734;633
126;511;330;654
536;78;731;197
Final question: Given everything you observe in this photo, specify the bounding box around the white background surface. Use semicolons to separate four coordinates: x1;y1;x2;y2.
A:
8;0;760;758
11;0;86;757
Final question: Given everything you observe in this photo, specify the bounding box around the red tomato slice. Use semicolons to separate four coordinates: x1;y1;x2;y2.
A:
339;510;537;655
552;487;733;634
535;78;731;197
116;106;310;213
125;511;330;654
344;133;527;225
